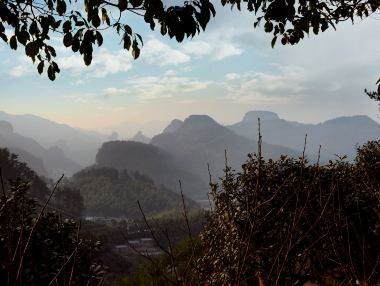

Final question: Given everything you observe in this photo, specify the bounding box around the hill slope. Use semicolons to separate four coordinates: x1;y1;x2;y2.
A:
0;120;81;178
95;141;208;199
0;111;108;166
68;166;198;217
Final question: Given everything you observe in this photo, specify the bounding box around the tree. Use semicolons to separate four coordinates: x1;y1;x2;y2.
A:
0;0;378;84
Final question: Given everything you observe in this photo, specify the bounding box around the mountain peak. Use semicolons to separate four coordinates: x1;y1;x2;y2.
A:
130;131;150;144
323;115;377;126
243;111;279;122
163;119;183;133
183;115;218;127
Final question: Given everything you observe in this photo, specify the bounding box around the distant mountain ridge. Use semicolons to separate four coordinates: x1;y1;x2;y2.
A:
151;114;300;184
0;120;81;178
130;131;151;143
0;111;108;166
228;111;380;161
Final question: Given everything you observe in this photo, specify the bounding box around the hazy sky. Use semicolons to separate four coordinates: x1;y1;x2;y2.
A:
0;2;379;135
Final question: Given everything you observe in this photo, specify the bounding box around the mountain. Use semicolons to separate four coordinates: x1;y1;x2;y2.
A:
150;115;300;183
130;131;151;143
95;141;208;199
162;119;183;133
0;111;108;166
0;120;81;178
102;119;168;138
229;111;380;161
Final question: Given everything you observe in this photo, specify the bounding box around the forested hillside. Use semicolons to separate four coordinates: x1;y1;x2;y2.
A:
67;166;199;217
95;141;208;198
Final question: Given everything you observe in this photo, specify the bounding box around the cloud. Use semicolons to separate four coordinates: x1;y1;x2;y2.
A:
57;48;133;78
225;73;240;81
64;93;98;104
8;57;34;77
181;31;243;60
103;74;212;101
224;66;308;103
143;37;190;66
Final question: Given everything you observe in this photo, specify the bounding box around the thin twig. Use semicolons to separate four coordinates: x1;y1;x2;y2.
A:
15;174;64;282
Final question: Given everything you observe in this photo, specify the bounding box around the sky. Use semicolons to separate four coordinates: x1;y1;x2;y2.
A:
0;2;379;137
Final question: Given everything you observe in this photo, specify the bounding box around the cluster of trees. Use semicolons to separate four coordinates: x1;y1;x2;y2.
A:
66;166;198;217
117;140;380;285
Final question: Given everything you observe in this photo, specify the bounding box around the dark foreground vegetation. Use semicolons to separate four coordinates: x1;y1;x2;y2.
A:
1;140;380;285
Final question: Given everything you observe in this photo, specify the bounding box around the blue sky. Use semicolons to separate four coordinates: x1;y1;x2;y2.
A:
0;3;379;136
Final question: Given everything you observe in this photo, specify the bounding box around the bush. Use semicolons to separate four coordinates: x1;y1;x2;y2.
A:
198;140;380;285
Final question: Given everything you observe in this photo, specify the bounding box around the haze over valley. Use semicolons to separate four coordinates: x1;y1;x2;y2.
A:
1;109;379;201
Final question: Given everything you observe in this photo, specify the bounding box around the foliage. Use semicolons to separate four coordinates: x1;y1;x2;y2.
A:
94;140;380;285
67;166;199;217
114;238;203;286
0;0;215;79
1;0;379;81
51;185;84;217
198;140;380;285
0;179;105;285
0;147;49;198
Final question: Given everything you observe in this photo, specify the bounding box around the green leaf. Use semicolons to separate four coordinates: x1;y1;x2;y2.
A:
10;35;17;50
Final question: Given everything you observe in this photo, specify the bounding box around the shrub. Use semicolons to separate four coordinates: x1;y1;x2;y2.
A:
198;140;380;285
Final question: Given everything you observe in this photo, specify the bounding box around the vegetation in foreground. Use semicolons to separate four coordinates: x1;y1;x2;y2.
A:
1;140;380;285
118;140;380;286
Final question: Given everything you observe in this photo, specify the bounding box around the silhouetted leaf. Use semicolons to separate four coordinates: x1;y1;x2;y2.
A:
37;61;44;74
124;24;132;35
63;33;72;47
9;35;17;50
271;36;277;48
96;31;103;46
132;47;140;59
47;64;56;80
